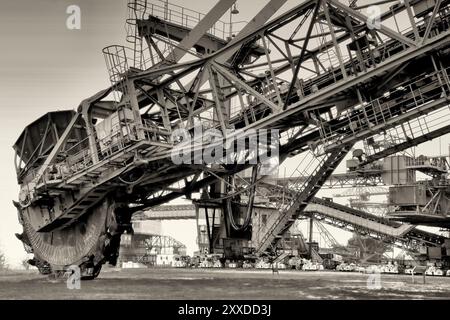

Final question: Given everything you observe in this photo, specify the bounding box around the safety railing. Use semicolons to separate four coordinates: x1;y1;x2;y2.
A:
142;118;172;145
226;78;290;124
103;45;160;84
314;66;450;153
36;115;176;186
300;10;450;98
405;156;449;171
365;107;450;158
132;0;247;40
38;149;93;185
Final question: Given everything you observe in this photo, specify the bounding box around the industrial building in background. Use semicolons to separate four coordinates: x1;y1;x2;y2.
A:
11;0;450;279
118;220;187;267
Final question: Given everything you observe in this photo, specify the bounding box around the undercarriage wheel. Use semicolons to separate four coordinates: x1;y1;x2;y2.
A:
80;263;103;280
18;197;123;280
28;259;52;275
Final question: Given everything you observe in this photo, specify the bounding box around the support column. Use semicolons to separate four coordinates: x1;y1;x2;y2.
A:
126;79;146;140
156;89;173;132
308;217;314;258
82;107;99;164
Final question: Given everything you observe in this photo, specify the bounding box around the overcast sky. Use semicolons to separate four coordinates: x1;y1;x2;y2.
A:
1;0;449;268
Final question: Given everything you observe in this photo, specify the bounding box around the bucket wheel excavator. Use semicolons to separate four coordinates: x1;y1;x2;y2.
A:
12;0;450;278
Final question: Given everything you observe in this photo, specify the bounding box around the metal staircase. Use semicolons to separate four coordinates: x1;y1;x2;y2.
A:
256;144;353;254
310;247;323;263
272;251;290;264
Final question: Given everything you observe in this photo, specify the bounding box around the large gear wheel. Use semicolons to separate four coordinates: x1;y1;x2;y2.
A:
17;198;123;279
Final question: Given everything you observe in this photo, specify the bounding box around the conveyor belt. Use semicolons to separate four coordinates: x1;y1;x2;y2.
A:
305;197;446;249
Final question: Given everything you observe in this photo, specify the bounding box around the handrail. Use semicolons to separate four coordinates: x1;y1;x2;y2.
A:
131;0;248;40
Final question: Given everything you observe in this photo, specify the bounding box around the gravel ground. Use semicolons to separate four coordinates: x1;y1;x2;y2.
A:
1;267;450;300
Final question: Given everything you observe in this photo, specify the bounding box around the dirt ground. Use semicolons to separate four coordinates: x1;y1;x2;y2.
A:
1;267;450;300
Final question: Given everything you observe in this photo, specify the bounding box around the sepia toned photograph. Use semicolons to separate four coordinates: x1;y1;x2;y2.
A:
1;0;450;308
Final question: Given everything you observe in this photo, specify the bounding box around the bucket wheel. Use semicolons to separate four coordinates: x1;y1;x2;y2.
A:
15;197;131;280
